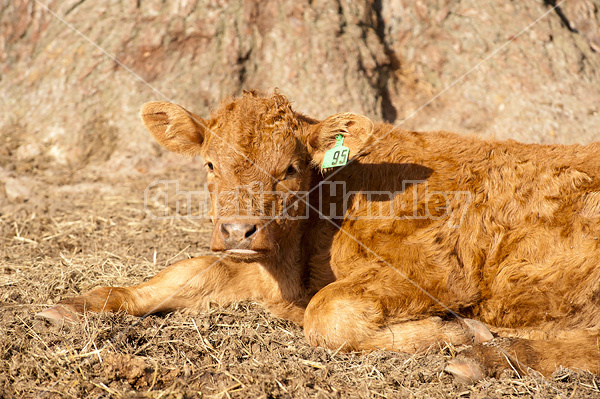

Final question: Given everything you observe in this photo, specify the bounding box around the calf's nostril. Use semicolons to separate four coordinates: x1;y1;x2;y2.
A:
220;223;230;238
245;225;258;238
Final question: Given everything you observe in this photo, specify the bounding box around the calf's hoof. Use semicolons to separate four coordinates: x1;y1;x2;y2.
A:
36;304;80;323
445;337;533;383
461;318;494;344
445;357;486;384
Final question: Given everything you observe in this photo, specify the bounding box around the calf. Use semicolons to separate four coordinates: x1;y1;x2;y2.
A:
39;91;600;382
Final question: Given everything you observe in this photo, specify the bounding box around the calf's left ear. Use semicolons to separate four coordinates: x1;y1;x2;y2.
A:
140;101;208;156
305;112;374;169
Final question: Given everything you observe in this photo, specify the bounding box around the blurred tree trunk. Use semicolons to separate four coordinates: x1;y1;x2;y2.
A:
1;0;599;172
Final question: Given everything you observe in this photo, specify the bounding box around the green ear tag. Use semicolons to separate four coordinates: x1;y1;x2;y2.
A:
322;134;350;168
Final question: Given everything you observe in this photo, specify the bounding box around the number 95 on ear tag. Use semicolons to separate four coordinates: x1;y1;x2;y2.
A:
322;135;350;168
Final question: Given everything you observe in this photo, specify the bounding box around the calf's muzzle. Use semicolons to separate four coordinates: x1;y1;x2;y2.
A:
211;220;262;254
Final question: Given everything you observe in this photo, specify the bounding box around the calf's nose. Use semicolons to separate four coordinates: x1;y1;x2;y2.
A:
220;223;258;247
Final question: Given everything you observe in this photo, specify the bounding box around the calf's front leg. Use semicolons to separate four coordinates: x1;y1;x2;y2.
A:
37;256;274;322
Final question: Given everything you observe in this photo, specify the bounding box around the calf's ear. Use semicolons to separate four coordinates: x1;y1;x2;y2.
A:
306;112;374;169
140;102;207;156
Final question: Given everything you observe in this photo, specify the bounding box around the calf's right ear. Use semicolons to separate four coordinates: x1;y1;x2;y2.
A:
140;102;208;156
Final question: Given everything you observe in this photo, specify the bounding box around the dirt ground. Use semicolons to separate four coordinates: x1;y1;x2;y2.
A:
1;147;599;399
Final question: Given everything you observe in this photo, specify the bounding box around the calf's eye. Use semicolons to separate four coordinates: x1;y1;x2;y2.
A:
206;162;214;171
284;165;297;178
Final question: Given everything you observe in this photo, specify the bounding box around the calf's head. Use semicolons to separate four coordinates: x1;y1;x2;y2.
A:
141;91;373;260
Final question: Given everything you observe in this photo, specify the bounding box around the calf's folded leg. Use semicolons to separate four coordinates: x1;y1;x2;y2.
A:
304;276;600;381
303;277;487;353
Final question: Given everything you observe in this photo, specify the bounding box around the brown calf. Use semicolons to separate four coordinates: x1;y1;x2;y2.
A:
39;91;600;382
